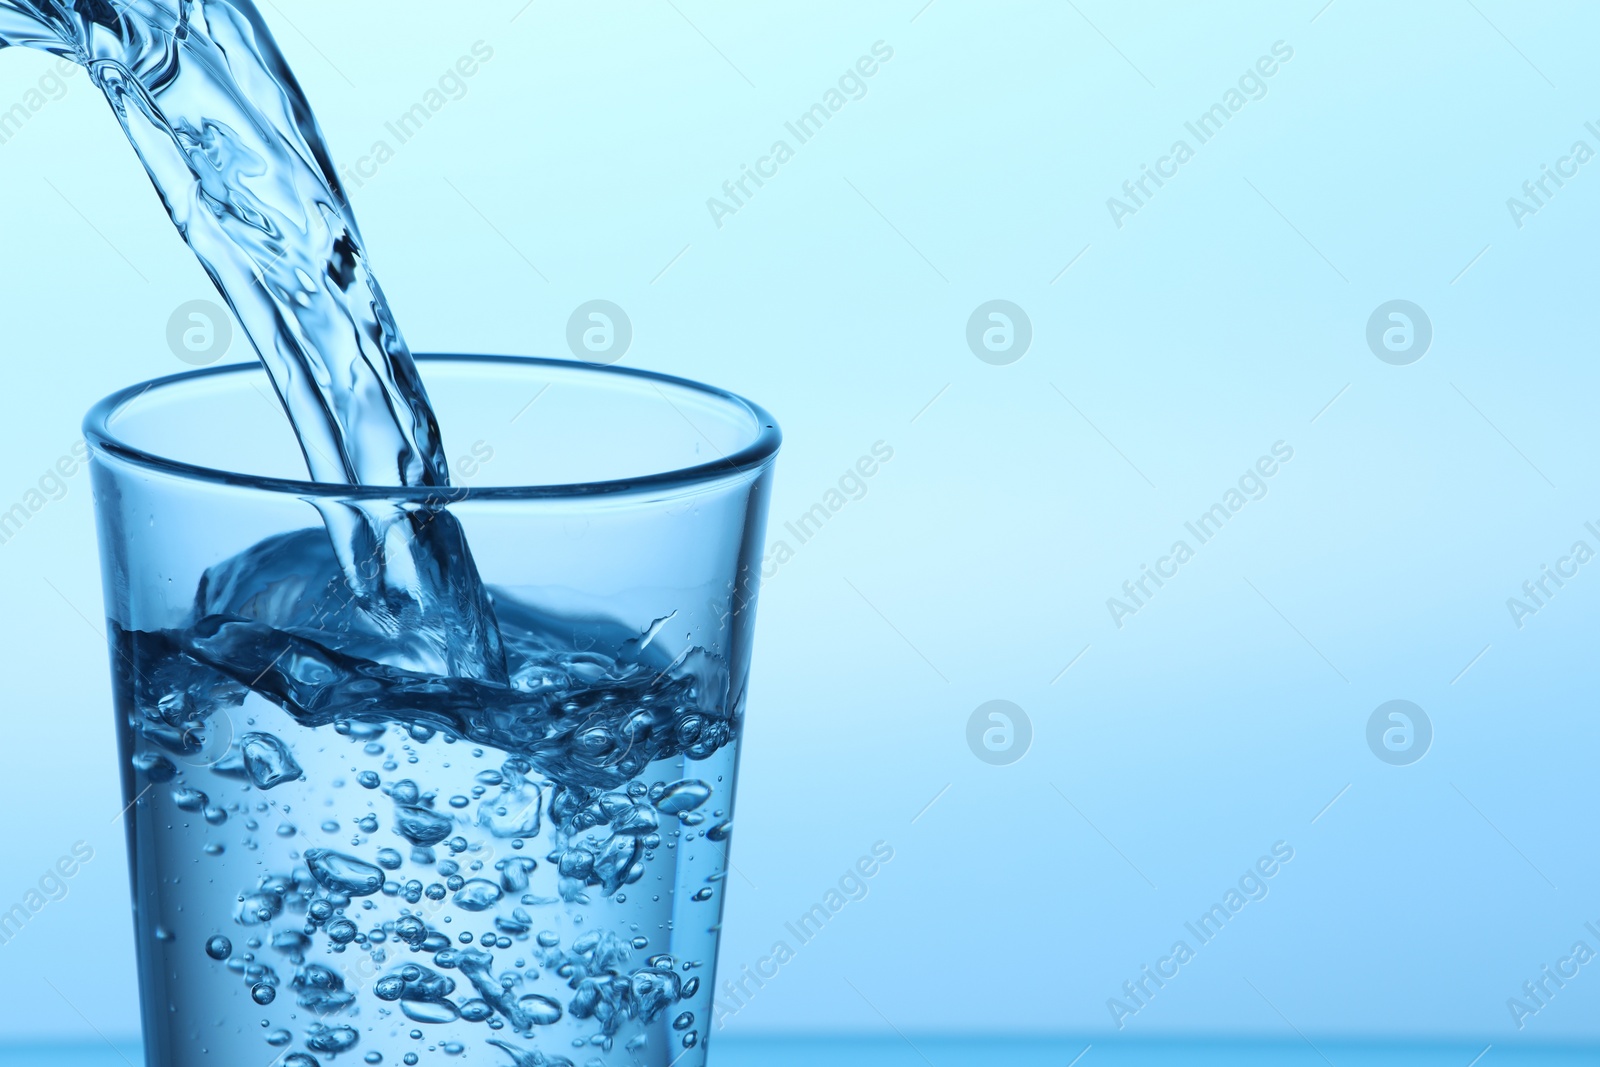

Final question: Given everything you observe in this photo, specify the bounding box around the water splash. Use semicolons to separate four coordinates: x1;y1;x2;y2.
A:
1;0;507;680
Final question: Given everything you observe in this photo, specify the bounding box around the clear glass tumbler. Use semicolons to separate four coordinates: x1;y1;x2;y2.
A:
85;355;779;1067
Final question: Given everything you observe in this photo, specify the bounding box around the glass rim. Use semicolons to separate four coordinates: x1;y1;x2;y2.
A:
84;353;782;501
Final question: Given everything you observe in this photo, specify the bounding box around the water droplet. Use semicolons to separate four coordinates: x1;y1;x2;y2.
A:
304;849;385;896
654;780;711;815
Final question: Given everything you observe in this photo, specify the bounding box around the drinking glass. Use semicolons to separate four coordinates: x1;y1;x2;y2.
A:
85;354;779;1067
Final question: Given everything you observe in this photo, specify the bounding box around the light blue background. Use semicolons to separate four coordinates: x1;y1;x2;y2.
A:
0;0;1598;1054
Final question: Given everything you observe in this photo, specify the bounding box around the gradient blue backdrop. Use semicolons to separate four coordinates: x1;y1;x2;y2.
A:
0;0;1596;1054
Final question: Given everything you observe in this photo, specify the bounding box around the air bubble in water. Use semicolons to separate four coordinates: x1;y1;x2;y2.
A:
517;993;562;1025
401;997;459;1024
394;805;453;846
239;733;303;790
251;982;276;1005
205;936;232;960
495;857;537;893
305;849;385;896
653;780;711;815
376;848;402;870
452;879;502;912
306;1024;359;1053
133;751;176;782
